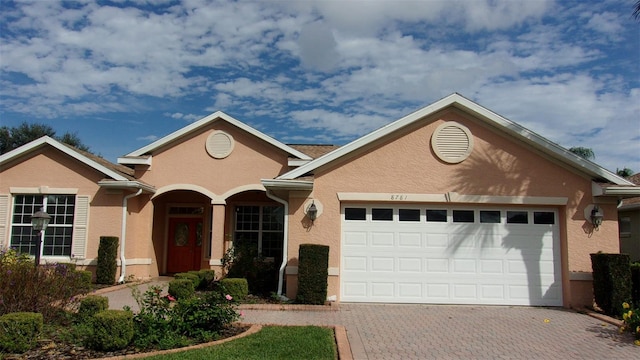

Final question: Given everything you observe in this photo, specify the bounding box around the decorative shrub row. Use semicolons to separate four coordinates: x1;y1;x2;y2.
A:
220;278;249;300
88;310;134;351
168;279;195;300
296;244;329;305
96;236;119;285
0;249;92;321
591;253;632;316
173;269;216;290
78;295;109;322
0;312;43;353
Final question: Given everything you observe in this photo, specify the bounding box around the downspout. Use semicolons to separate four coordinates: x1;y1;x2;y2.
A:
118;189;143;284
265;189;288;298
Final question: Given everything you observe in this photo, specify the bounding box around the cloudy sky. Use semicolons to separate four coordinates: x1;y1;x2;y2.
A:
1;0;639;173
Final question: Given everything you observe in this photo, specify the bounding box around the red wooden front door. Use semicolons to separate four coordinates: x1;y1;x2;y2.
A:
166;217;203;273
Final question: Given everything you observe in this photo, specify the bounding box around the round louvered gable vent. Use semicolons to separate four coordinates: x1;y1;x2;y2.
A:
431;122;473;164
206;131;235;159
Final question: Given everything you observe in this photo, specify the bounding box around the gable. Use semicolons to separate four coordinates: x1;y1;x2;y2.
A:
278;93;632;187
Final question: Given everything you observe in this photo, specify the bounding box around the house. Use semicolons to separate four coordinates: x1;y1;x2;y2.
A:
1;93;638;309
619;173;640;262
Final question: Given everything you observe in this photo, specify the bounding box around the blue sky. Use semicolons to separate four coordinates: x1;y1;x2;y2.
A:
1;0;639;173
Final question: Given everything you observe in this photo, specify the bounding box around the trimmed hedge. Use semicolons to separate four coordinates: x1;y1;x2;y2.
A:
632;262;640;306
78;295;109;322
89;310;134;351
296;244;329;305
198;269;216;289
591;253;632;316
220;278;249;300
176;272;201;288
96;236;119;285
0;312;43;353
168;279;195;300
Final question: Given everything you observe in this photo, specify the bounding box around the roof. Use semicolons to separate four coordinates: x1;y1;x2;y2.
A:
277;93;635;187
288;144;341;159
123;111;312;161
0;136;154;192
619;173;640;210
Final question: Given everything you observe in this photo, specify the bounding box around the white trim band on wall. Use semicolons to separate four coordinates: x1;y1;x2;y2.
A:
337;192;568;205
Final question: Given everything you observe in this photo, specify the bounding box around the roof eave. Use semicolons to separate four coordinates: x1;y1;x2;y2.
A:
261;179;314;191
98;180;156;193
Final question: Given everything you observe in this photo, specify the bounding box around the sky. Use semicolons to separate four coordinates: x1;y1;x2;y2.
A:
1;0;639;174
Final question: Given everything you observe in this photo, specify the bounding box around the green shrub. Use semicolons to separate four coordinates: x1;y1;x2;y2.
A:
96;236;119;285
621;302;640;341
222;241;278;296
198;269;216;289
168;279;195;300
172;290;240;342
176;272;201;289
77;270;93;292
0;312;43;353
591;253;632;316
220;278;249;300
0;249;90;322
296;244;329;305
632;263;640;306
89;310;134;351
78;295;109;322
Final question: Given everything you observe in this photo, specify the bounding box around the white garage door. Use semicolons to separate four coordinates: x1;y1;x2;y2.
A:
341;205;562;306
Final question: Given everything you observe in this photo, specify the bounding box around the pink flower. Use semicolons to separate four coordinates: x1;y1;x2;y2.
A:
225;294;233;301
240;311;244;317
167;295;176;302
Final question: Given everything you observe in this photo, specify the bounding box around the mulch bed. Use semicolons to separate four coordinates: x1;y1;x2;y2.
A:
4;324;251;360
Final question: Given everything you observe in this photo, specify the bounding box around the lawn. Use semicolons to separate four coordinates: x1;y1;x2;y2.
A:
146;326;337;360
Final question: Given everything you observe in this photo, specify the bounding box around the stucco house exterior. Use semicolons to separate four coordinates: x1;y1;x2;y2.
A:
619;173;640;262
1;93;638;309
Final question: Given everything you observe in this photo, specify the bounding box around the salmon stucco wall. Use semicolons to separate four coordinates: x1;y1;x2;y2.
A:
286;109;619;308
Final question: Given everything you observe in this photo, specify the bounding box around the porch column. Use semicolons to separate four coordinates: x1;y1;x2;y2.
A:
210;202;227;269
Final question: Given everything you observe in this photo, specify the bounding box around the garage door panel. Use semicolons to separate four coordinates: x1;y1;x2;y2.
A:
341;205;562;306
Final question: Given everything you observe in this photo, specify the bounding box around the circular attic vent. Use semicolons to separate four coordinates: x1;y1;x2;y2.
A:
206;131;235;159
431;122;474;164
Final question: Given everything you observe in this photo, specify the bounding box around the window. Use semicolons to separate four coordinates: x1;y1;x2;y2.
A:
11;195;75;257
507;211;528;224
234;205;284;261
619;216;631;237
453;210;474;223
399;209;420;222
345;208;366;221
372;208;393;221
480;210;501;224
426;209;447;222
533;212;555;225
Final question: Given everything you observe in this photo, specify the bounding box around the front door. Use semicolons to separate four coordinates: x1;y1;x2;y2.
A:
167;217;203;273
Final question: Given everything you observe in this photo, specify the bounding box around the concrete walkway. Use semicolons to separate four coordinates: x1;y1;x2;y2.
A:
96;280;638;359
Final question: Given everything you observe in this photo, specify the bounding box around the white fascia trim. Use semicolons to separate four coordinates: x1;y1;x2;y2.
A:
592;181;640;197
117;156;152;166
337;192;568;205
0;136;129;181
288;159;311;167
261;179;314;191
277;93;631;185
98;180;156;193
125;111;312;161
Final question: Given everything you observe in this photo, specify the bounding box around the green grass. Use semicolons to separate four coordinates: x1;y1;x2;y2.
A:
146;326;337;360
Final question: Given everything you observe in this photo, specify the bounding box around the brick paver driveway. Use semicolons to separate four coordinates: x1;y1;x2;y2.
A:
242;304;637;360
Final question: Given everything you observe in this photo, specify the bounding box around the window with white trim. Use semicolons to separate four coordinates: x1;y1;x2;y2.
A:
234;205;284;261
10;194;75;257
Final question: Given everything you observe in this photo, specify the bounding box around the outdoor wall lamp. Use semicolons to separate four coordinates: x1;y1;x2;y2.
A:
307;202;318;222
590;205;604;230
31;207;51;266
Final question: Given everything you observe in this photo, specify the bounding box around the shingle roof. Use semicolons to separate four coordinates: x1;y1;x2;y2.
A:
287;144;340;159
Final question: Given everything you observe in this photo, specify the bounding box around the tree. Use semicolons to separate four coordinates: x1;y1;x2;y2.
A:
0;122;90;154
634;0;640;20
617;168;634;177
568;146;595;160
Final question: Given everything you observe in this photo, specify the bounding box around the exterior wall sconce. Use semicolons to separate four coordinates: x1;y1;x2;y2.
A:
31;207;51;266
590;205;604;230
307;202;318;222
